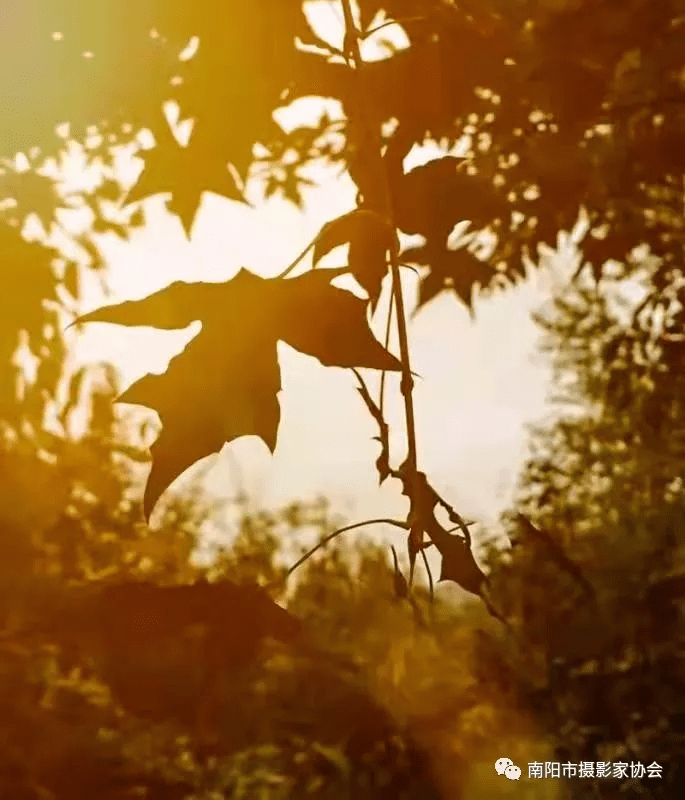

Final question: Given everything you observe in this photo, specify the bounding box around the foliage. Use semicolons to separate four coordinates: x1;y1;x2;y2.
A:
0;420;537;800
73;268;400;515
1;0;684;599
0;389;448;800
482;270;685;797
2;1;685;797
3;0;685;299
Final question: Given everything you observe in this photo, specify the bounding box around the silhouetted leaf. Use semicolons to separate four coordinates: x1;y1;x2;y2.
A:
127;125;249;236
58;366;88;430
404;243;496;312
0;168;59;229
413;267;449;312
352;369;392;484
76;268;400;516
435;531;486;594
401;467;485;595
62;261;79;300
313;209;398;307
390;156;472;240
73;280;219;331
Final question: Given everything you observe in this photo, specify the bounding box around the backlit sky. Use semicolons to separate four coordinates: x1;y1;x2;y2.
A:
66;3;578;557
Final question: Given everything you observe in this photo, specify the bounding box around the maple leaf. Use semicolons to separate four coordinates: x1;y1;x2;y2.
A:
126;124;249;236
312;209;398;308
404;242;496;312
0;165;59;229
401;467;485;595
75;268;400;517
390;156;472;240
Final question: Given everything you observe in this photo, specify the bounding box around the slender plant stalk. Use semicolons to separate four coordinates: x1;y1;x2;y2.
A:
379;288;395;419
338;0;419;487
284;517;409;579
363;17;425;38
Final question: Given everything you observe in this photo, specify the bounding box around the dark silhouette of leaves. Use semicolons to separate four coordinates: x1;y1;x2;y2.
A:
76;269;400;516
312;210;375;267
398;465;486;597
62;260;79;301
434;532;486;594
0;166;59;229
3;3;685;793
313;209;398;308
404;242;497;312
0;0;683;317
390;156;472;241
126;123;249;236
352;369;491;606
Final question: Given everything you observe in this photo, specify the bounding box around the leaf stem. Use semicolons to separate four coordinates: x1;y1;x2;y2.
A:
285;517;409;578
274;236;319;279
362;17;426;39
338;0;419;485
379;287;395;420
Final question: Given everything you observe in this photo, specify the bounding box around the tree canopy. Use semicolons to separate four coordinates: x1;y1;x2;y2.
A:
4;0;685;289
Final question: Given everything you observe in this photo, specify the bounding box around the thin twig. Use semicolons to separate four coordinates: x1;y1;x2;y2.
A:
285;517;409;578
363;17;426;39
420;546;434;600
273;235;320;279
274;228;353;279
352;368;396;483
379;288;395;421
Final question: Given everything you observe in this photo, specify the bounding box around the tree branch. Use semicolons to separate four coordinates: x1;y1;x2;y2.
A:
284;517;409;579
338;0;420;518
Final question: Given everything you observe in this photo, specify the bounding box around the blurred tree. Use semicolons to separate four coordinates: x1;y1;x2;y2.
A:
485;267;685;797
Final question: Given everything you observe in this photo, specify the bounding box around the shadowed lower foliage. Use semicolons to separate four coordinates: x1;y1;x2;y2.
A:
0;420;450;799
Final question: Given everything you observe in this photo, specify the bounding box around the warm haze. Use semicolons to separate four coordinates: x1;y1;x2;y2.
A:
67;2;576;559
